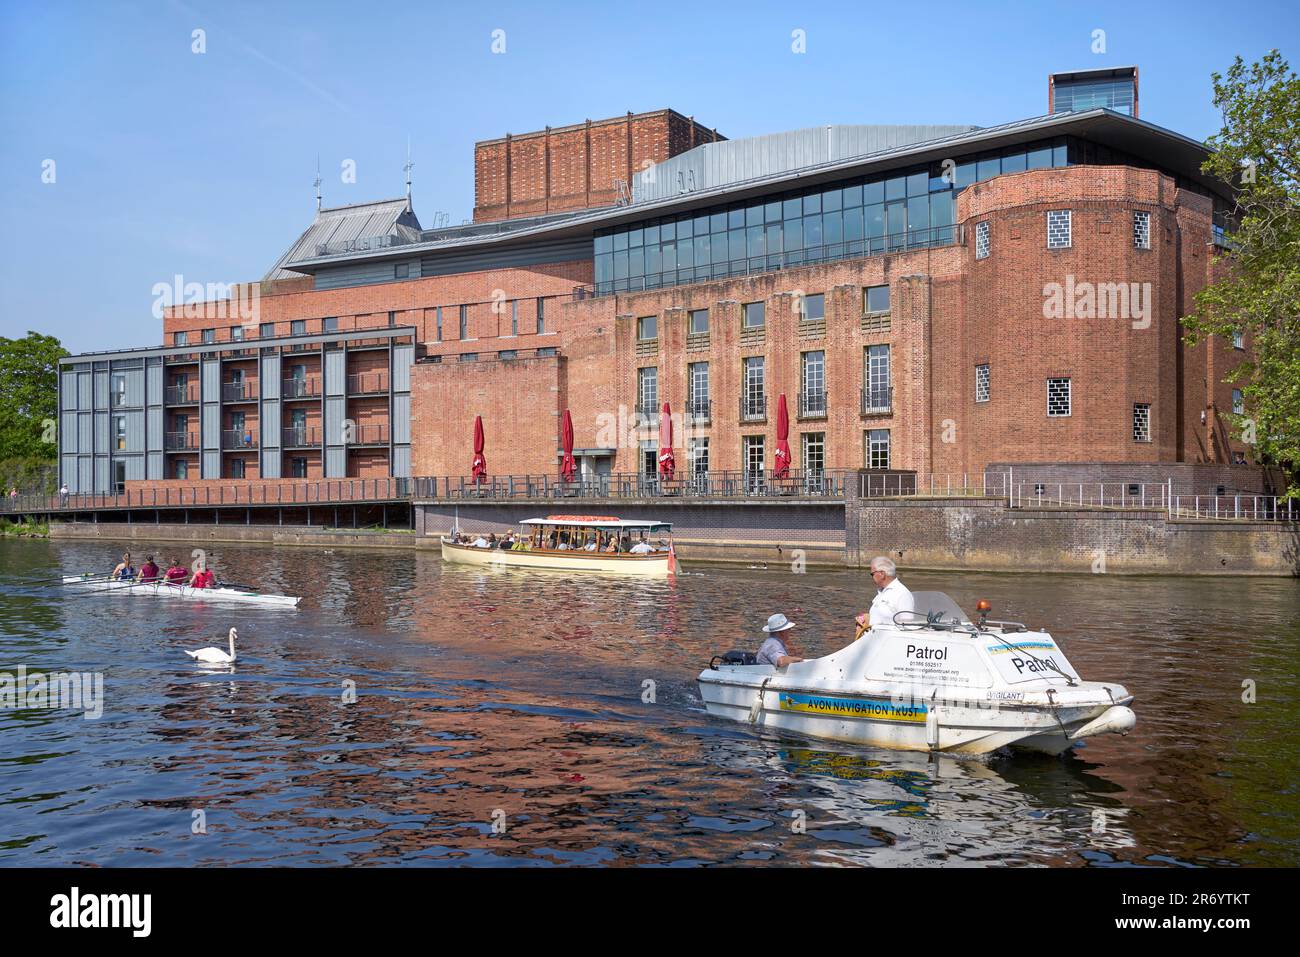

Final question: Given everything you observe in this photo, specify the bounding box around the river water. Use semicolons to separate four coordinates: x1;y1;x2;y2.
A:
0;538;1295;867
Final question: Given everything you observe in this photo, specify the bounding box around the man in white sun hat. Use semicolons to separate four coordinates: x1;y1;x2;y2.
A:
755;614;804;668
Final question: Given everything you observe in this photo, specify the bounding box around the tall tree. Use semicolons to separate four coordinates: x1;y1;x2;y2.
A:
1183;50;1300;495
0;332;68;461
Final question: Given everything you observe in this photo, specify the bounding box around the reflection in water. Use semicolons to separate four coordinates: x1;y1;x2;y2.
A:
0;537;1295;866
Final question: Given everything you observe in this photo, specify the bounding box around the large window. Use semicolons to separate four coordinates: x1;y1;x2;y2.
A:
290;319;306;335
638;367;658;413
865;345;891;412
689;436;709;476
202;328;215;344
228;458;246;479
113;414;127;450
111;373;127;407
174;331;187;346
744;435;766;477
1133;403;1151;442
801;293;825;322
688;362;709;417
742;357;765;419
259;323;274;337
742;301;765;329
1048;377;1072;416
290;457;307;478
592;138;1074;295
1047;210;1072;249
975;364;991;403
801;351;826;416
322;317;338;332
866;429;890;469
975;221;991;259
802;432;825;476
689;309;708;334
637;315;657;340
864;284;890;313
1133;210;1151;249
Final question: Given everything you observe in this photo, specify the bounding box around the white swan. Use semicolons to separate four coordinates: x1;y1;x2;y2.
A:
186;627;237;664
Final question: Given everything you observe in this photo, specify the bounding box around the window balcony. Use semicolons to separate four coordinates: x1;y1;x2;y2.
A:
686;397;712;424
222;430;259;450
861;387;893;416
164;431;199;451
222;382;258;402
164;385;199;404
282;378;321;399
634;401;660;420
282;427;320;448
740;394;767;422
347;372;389;395
348;424;389;446
798;390;827;419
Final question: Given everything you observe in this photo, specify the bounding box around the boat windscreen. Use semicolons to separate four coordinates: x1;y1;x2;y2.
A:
909;592;972;623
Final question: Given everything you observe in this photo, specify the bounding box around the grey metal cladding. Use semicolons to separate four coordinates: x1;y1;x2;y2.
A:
392;444;411;477
392;344;413;392
324;395;345;441
62;412;78;453
94;370;108;408
202;358;220;396
77;371;91;410
126;410;145;452
392;393;410;444
147;362;163;403
123;455;145;481
265;197;420;281
261;450;281;479
77;457;92;492
125;368;145;406
78;413;92;451
147;451;162;480
417;237;591;278
324;350;346;395
202;405;219;448
94;412;108;453
261;354;281;399
262;402;280;442
203;449;221;479
61;372;77;410
325;446;345;477
94;457;108;493
632;125;977;203
147;407;163;451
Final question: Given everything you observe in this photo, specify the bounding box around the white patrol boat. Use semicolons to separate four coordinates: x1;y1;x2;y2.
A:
697;592;1135;756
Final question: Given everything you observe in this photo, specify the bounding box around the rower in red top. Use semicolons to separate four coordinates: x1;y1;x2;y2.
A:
138;555;160;583
190;566;215;589
164;557;188;586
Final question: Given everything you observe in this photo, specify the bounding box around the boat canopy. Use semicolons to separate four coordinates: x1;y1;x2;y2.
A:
521;515;672;531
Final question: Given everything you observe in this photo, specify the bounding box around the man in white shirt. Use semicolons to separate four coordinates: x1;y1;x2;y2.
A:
858;556;914;633
629;538;653;554
472;535;490;548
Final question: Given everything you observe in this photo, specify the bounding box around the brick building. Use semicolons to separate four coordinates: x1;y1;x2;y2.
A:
58;68;1257;495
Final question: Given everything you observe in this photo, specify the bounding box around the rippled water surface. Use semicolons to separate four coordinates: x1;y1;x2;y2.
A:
1;539;1296;866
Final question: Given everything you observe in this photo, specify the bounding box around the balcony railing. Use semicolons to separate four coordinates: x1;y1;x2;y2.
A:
861;387;893;416
686;397;712;423
798;390;827;419
412;469;854;501
163;431;199;451
348;424;389;446
282;427;321;448
222;382;258;402
222;430;259;450
164;385;199;404
282;378;321;399
347;372;389;395
740;394;766;422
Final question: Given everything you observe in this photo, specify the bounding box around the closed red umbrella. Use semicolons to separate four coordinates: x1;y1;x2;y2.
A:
471;415;487;483
561;409;577;483
658;402;675;481
774;393;791;479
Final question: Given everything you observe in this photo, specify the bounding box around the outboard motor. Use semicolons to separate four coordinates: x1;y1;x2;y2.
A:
709;650;757;669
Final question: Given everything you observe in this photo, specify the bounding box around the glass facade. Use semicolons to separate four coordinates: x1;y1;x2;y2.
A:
1053;76;1136;115
593;137;1071;295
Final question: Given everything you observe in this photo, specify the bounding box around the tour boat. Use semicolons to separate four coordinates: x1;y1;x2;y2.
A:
440;515;678;576
697;592;1135;755
61;574;301;607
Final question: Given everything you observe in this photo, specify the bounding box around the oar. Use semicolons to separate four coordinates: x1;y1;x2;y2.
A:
6;572;110;586
59;578;167;598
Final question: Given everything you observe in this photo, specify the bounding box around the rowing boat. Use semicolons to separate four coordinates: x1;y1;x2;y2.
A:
61;575;301;608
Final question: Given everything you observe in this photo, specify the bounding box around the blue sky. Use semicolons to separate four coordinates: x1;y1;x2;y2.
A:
2;0;1296;351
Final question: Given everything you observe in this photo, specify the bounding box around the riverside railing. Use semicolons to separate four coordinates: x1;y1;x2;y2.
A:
1;478;413;513
857;472;1297;522
412;469;854;501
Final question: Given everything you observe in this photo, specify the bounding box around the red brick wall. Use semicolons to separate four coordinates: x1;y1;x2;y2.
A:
472;110;722;222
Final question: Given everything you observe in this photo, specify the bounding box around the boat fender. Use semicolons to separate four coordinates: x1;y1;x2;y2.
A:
748;677;772;724
925;708;940;750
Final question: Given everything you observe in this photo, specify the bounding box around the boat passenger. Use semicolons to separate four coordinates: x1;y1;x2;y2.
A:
604;538;618;553
583;537;598;551
472;535;490;548
190;566;215;589
164;558;189;585
630;538;653;554
487;533;498;548
860;556;915;632
111;552;135;581
138;555;161;583
756;614;805;668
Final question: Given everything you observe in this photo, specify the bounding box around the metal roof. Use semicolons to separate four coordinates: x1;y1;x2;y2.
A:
631;124;978;203
265;198;422;280
280;109;1225;274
